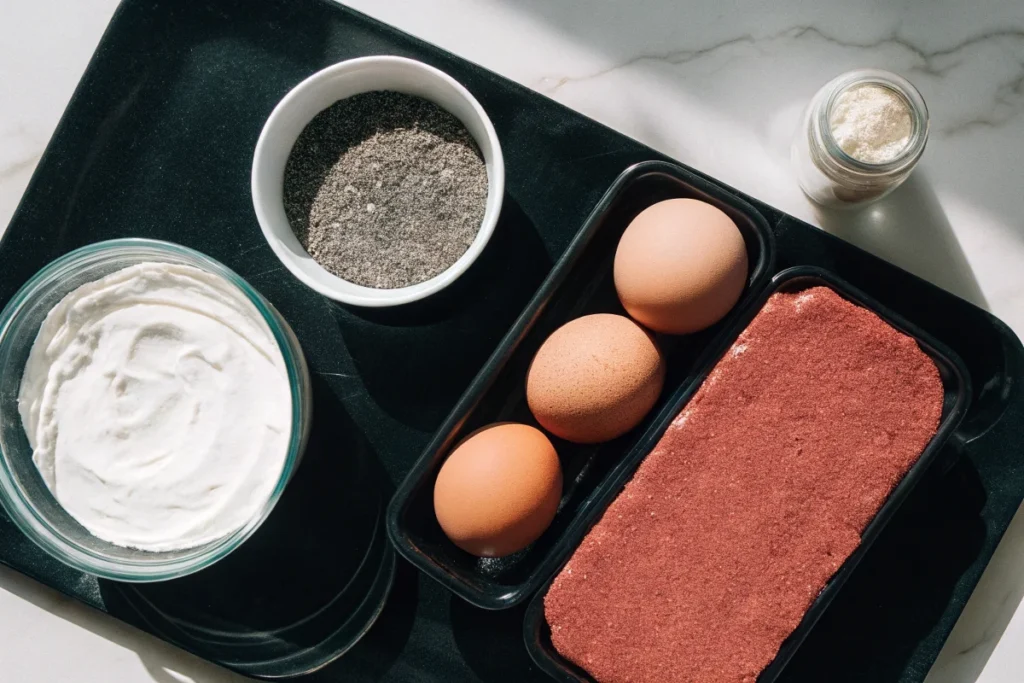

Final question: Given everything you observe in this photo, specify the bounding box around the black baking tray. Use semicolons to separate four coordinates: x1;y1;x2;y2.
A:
523;266;970;683
1;0;1023;681
387;160;774;609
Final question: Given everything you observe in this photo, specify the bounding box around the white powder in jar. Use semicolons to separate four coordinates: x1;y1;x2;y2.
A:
829;84;913;164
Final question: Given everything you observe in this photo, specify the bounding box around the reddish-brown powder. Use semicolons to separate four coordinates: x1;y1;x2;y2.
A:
544;287;944;683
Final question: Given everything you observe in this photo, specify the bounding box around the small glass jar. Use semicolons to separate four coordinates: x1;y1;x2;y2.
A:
792;69;929;208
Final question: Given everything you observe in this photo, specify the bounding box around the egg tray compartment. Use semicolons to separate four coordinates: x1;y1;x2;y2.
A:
522;266;971;683
386;160;775;609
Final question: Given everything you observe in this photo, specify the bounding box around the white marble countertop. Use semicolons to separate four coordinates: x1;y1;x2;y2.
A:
2;0;1023;681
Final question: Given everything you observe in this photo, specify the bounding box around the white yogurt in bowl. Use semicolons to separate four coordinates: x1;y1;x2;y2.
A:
0;240;310;581
16;260;295;554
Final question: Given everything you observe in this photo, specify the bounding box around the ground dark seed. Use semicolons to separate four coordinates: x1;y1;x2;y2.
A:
283;91;489;289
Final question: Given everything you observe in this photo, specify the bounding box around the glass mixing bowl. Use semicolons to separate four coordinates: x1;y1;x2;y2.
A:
0;239;312;581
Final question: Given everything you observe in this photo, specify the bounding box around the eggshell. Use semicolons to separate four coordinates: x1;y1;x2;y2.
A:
614;198;748;334
433;423;562;558
526;314;665;444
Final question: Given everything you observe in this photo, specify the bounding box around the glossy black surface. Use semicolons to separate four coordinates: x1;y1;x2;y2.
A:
0;0;1022;681
388;161;774;609
523;266;970;683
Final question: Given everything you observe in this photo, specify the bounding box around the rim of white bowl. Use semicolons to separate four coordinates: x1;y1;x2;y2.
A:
251;55;505;307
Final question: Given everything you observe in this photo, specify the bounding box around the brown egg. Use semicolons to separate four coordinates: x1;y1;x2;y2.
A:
433;423;562;557
614;198;748;334
526;314;665;444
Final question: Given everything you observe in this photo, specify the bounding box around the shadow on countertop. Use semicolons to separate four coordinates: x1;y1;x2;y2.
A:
813;172;988;312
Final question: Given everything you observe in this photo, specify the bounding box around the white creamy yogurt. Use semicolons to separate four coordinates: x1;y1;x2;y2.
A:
18;262;292;552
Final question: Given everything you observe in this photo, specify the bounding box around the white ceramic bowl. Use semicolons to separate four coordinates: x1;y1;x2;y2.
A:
252;56;505;307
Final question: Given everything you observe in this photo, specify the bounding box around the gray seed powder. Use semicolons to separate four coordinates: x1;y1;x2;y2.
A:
283;91;489;289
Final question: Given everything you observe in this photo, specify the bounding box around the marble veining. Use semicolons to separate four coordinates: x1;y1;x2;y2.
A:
537;26;1024;137
2;1;1024;682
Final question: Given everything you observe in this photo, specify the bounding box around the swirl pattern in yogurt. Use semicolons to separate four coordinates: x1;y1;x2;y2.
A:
18;262;292;552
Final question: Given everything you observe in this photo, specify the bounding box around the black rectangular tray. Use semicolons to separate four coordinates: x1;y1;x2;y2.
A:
387;160;774;609
523;266;970;683
1;0;1023;681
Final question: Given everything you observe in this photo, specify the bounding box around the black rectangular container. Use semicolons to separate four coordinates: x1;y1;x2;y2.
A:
523;265;971;683
386;161;775;609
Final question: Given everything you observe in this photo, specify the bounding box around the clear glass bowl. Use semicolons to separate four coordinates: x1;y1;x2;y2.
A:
0;239;312;581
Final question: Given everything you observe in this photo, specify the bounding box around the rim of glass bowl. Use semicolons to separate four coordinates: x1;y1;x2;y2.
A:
0;238;309;581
